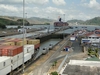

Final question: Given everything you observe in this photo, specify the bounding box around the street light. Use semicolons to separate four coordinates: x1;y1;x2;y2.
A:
63;14;65;39
22;0;25;73
25;13;27;37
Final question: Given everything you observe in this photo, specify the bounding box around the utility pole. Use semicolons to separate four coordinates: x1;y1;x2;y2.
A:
25;13;27;37
22;0;25;73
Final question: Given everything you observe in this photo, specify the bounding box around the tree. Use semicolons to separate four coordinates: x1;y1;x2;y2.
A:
17;26;21;29
54;61;57;67
50;71;58;75
51;63;55;69
0;23;6;29
17;19;30;25
88;47;99;58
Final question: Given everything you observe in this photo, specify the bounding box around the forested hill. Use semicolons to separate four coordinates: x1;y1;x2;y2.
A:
0;16;54;26
67;17;100;25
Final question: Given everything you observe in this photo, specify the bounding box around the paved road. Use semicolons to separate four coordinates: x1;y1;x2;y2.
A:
71;37;82;54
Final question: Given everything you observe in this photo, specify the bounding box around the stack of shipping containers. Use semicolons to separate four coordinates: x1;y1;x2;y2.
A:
0;38;40;75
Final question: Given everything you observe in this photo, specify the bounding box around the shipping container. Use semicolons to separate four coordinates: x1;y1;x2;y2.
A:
0;56;11;70
17;52;23;59
15;40;27;46
0;49;1;56
34;43;40;50
0;65;11;75
24;45;34;54
10;54;18;63
18;58;23;67
0;46;23;56
2;42;15;46
0;46;5;56
27;39;40;45
7;38;21;42
11;61;18;70
24;53;31;62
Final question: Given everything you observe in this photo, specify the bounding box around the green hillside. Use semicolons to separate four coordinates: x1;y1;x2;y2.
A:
67;17;100;25
85;17;100;25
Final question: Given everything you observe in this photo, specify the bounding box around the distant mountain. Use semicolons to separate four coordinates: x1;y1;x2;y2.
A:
67;17;100;25
0;16;55;25
0;16;100;26
28;17;55;25
85;17;100;25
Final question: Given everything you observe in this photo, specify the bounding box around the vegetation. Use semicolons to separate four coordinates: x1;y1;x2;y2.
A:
51;61;58;69
17;19;30;25
17;25;22;29
44;22;50;25
67;17;100;25
0;22;6;29
0;18;30;28
0;18;18;25
88;47;99;58
50;71;58;75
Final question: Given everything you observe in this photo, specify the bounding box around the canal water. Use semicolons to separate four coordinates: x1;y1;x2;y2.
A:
6;25;100;57
7;25;100;34
34;39;61;59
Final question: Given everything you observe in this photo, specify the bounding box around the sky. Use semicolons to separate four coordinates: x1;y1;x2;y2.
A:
0;0;100;21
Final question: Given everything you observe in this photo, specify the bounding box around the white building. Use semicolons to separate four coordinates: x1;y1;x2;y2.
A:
81;30;100;44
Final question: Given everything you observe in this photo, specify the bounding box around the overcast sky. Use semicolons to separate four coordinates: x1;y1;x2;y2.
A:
0;0;100;21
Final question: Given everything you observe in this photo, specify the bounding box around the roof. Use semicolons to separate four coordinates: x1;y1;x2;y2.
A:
86;56;100;61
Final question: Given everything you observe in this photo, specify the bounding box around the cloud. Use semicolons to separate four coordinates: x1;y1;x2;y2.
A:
82;0;100;10
0;0;22;5
52;0;66;6
26;0;49;5
0;0;49;5
0;4;18;12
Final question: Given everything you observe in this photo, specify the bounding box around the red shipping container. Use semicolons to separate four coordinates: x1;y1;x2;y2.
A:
17;46;23;54
2;49;8;56
0;45;6;56
0;46;23;56
0;49;2;56
8;46;23;56
35;43;40;50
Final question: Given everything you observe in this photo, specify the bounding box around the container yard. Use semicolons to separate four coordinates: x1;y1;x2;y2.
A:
0;38;40;75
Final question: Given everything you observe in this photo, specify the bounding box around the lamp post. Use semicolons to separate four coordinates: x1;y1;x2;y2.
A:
22;0;25;73
63;14;65;39
25;13;27;37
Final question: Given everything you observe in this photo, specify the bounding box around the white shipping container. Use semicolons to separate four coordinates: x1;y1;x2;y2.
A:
23;48;28;54
18;58;23;67
10;55;18;63
18;52;23;59
11;61;18;70
0;65;11;75
30;50;34;55
24;53;31;63
0;56;11;70
24;45;34;54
